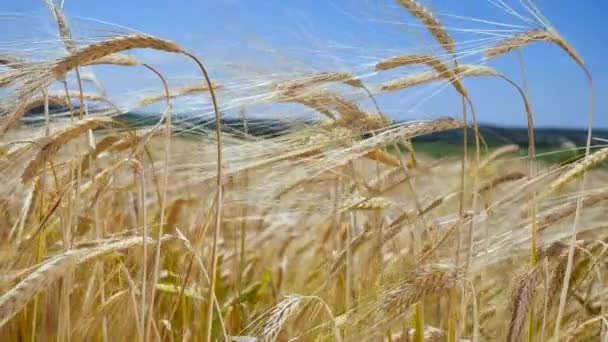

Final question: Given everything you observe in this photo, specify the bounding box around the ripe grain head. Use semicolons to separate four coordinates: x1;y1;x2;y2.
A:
395;0;455;55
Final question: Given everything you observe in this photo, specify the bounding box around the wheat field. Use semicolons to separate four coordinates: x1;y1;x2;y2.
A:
0;1;606;341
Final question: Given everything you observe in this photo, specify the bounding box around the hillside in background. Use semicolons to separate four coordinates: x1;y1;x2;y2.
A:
113;112;603;151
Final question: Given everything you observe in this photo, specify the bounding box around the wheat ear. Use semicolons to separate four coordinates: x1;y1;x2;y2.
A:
478;144;520;170
84;54;141;67
382;270;456;319
275;71;363;97
45;0;95;128
260;296;302;342
0;236;163;328
0;54;25;69
378;54;467;97
478;171;526;193
0;35;183;134
536;192;608;232
49;35;182;80
44;0;76;52
21;117;114;183
0;254;79;328
348;118;463;156
138;82;220;107
380;71;441;92
453;64;537;176
282;90;369;122
565;315;608;341
549;147;608;192
507;267;541;342
395;0;455;54
486;29;583;67
376;55;438;71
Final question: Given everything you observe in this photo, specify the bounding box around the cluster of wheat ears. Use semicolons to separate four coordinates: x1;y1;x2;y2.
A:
0;0;606;341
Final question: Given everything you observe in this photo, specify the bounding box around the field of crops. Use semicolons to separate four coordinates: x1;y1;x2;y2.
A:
0;1;606;341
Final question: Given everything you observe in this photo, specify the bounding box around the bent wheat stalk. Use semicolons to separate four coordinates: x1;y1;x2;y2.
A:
3;36;224;339
260;295;302;342
275;71;363;97
277;89;368;122
0;236;165;328
549;147;608;192
377;54;481;273
21;117;114;183
1;35;183;134
478;144;520;171
139;62;172;341
378;54;468;98
138;82;220;107
455;64;540;270
487;29;596;338
180;50;225;342
454;65;536;164
348;117;463;154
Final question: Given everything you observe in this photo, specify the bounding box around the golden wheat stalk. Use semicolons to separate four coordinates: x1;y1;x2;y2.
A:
49;35;182;80
138;82;220;107
21;117;114;183
478;144;520;170
0;35;184;133
507;267;541;342
545;243;595;316
275;71;362;96
0;68;29;88
0;236;165;328
376;54;451;78
350;117;463;153
535;192;608;232
485;29;583;67
0;254;79;328
78;134;122;173
378;54;468;97
365;148;401;167
45;0;96;129
260;295;302;342
44;0;76;52
277;89;369;122
0;54;25;69
565;315;608;341
395;0;455;54
381;71;442;92
382;270;456;318
343;196;393;211
279;70;387;122
84;54;141;67
549;147;608;191
478;171;526;193
380;64;478;95
375;55;437;71
454;64;500;77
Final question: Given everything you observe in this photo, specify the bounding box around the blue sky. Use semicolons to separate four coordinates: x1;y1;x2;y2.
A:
3;0;607;128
